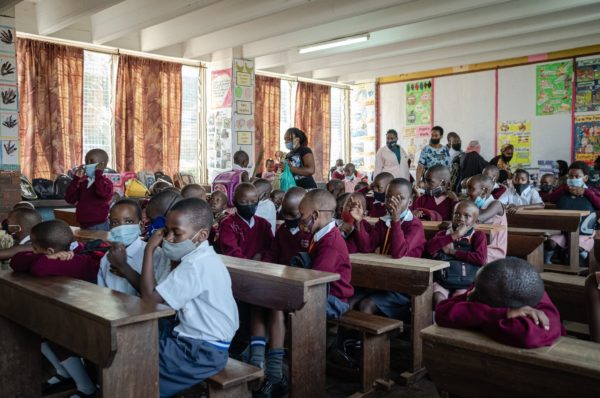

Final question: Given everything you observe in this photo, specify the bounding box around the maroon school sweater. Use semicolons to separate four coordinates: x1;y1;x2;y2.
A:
10;252;99;282
365;196;387;218
218;214;273;259
491;184;507;200
310;227;354;301
435;290;565;348
352;215;425;258
411;195;456;221
263;225;311;266
343;219;373;254
426;229;487;266
65;170;113;228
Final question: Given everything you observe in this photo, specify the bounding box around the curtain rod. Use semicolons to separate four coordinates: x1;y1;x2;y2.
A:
257;70;351;90
16;32;205;68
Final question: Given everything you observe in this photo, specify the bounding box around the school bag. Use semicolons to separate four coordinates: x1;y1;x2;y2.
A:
53;174;72;199
20;176;38;200
125;179;150;197
174;172;195;188
137;171;156;188
154;171;173;185
434;239;479;290
212;169;245;208
32;178;55;199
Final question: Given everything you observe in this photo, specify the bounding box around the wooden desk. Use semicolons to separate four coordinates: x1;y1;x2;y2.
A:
54;208;78;226
591;235;600;273
507;234;545;273
71;227;109;242
507;209;589;274
220;255;339;398
0;270;174;397
348;253;448;384
541;272;587;324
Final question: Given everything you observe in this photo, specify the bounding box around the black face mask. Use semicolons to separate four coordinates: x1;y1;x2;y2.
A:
514;183;529;195
451;143;461;151
284;218;300;229
430;138;441;145
502;154;513;162
373;191;386;203
539;184;553;193
425;185;444;197
235;202;258;221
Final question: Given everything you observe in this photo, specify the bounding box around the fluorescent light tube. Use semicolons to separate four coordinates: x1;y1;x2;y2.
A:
298;34;369;54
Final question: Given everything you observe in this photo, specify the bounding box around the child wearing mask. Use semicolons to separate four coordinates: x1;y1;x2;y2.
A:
499;169;545;215
412;165;458;220
482;165;507;200
365;172;394;218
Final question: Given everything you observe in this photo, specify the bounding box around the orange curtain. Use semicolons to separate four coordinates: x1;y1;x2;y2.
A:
17;38;83;179
254;75;280;173
115;55;182;175
294;81;331;182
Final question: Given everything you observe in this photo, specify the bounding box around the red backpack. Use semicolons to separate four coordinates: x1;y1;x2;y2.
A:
212;169;245;207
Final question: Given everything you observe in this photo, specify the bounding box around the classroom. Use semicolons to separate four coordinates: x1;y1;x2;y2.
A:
1;1;600;397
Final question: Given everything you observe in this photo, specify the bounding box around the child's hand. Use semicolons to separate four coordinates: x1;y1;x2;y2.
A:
388;196;403;221
506;205;518;215
46;251;74;261
446;191;458;201
413;209;424;219
108;243;128;274
439;221;451;231
349;201;363;222
507;306;550;330
442;242;455;255
146;228;164;251
75;166;85;178
452;224;469;240
252;253;262;261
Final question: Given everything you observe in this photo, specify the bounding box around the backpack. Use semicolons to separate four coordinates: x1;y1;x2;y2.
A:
154;171;173;185
174;172;195;188
32;178;55;199
137;171;155;188
104;173;124;196
434;239;479;290
20;176;38;200
53;174;72;199
212;169;245;207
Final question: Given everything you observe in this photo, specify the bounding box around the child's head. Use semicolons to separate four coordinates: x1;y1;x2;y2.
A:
343;163;356;178
84;148;109;169
270;189;285;209
146;190;182;222
539;173;556;192
373;172;394;194
109;199;143;246
482;165;499;183
253;178;273;202
233;150;250;168
354;181;368;192
335;159;344;168
447;132;460;150
281;187;306;224
150;180;173;196
6;208;42;241
424;165;451;195
233;182;258;221
335;193;351;219
385;178;413;215
298;189;336;234
265;159;275;172
208;190;228;215
326;179;345;199
30;220;73;254
471;257;544;309
452;200;479;231
181;184;207;201
162;199;213;261
567;161;589;186
344;193;366;216
466;174;494;206
512;169;530;186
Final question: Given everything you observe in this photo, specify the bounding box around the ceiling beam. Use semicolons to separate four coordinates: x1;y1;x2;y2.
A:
36;0;124;36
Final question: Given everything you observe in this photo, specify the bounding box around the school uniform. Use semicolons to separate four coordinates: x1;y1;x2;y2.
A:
10;251;99;282
491;183;506;200
218;213;273;259
309;221;354;318
411;194;456;221
426;228;487;267
339;219;372;254
435;289;565;348
262;223;311;266
499;185;543;207
365;195;387;218
256;199;277;235
156;241;239;398
65;169;113;230
479;196;508;264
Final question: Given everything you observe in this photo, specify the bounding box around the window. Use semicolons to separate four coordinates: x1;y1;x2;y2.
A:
82;51;114;166
330;87;348;166
179;65;201;180
279;79;297;152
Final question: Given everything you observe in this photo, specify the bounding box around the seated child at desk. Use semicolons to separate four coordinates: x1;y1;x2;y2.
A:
207;190;229;245
254;178;277;235
140;198;239;398
467;175;507;263
538;173;556;201
365;172;394;218
585;272;600;342
426;200;487;305
351;178;426;319
499;168;544;215
327;178;346;200
181;184;207;201
543;161;600;265
299;189;354;319
337;193;371;254
482;164;506;200
436;257;564;348
270;189;284;215
144;190;182;239
65;148;113;231
412;165;458;221
0;207;42;261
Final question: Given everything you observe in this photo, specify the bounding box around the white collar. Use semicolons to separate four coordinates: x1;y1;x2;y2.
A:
313;220;336;242
87;176;95;188
481;195;495;209
289;227;300;235
236;213;255;228
19;235;31;245
181;240;210;262
493;182;499;190
380;210;413;227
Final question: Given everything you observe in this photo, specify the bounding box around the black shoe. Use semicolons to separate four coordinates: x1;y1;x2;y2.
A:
254;376;289;398
42;374;75;395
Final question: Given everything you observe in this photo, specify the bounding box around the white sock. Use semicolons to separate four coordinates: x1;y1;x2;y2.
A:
41;342;69;379
61;357;95;394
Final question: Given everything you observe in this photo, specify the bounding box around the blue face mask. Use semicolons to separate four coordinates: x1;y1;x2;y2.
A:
285;142;294;151
474;196;486;209
162;233;199;261
109;224;141;247
145;216;166;238
567;178;585;188
85;163;98;178
398;208;409;220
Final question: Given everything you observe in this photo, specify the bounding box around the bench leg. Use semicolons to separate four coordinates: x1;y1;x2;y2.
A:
0;315;41;398
527;244;545;273
569;232;581;272
360;333;392;393
208;383;251;398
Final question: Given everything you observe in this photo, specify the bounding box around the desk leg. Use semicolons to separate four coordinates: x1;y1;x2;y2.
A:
400;284;433;385
0;315;41;397
100;320;160;398
287;284;327;398
569;231;580;272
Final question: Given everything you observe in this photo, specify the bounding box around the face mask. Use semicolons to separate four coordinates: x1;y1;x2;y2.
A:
109;224;141;247
474;196;486;209
539;184;553;193
299;214;315;234
345;175;354;181
85;163;98;179
502;154;513;162
145;216;166;238
373;191;386;203
430;138;441;145
285;142;294;151
425;185;444;197
567;178;585;188
387;140;397;149
451;143;461;151
235;202;258;221
514;183;529;195
284;218;299;229
398;208;409;220
162;233;199;261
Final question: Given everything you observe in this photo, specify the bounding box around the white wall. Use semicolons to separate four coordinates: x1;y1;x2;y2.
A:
379;82;405;146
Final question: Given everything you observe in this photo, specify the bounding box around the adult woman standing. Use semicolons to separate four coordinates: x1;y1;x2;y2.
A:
490;144;514;179
282;127;317;189
416;125;451;184
374;129;410;180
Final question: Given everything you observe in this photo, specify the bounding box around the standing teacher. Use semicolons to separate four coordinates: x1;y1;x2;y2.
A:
374;129;410;180
416;125;451;184
282;127;318;189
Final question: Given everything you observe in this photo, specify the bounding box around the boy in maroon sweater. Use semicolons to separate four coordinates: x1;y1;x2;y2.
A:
0;207;42;261
411;165;458;220
365;172;394;218
436;257;564;348
426;200;487;306
65;148;113;231
483;164;507;200
299;189;354;319
337;193;371;254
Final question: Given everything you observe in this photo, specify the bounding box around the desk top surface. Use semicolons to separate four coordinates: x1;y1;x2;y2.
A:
350;253;449;272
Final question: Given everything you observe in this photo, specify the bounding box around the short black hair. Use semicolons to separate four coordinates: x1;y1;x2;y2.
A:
302;189;336;212
514;168;530;180
181;184;206;199
286;127;308;147
568;161;590;176
468;174;493;190
233;150;249;166
146;190;182;218
374;172;394;184
85;148;109;163
474;257;544;308
253;178;273;198
169;198;213;231
354;181;369;192
556;160;568;176
388;177;412;193
426;164;451;179
234;182;257;203
431;125;444;136
31;220;73;252
9;208;42;231
447;132;459;141
386;129;398;138
111;198;142;221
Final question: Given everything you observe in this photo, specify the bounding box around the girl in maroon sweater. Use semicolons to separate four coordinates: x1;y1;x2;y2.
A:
338;192;372;254
412;165;458;221
436;257;564;348
365;172;394;218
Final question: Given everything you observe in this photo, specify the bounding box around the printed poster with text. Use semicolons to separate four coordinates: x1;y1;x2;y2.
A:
573;114;600;165
536;61;572;115
403;125;431;170
497;121;531;167
207;68;233;181
406;79;432;126
350;82;376;172
575;57;600;113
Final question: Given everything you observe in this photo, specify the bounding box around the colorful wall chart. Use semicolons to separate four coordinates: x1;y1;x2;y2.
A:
573;114;600;165
575;58;600;113
232;58;255;170
207;68;233;181
406;79;432;126
497;120;531;167
535;61;572;115
350;82;376;172
402;125;431;170
0;15;17;171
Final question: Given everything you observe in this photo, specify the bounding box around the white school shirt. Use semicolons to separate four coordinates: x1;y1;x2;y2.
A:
256;199;277;235
156;241;239;342
499;185;543;206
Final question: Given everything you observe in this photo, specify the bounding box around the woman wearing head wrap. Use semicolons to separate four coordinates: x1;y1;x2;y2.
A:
490;144;514;178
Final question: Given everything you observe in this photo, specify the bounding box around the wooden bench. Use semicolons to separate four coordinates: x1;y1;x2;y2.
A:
0;270;174;397
207;358;263;398
590;234;600;273
329;310;402;395
349;253;448;384
54;207;78;226
422;325;600;398
507;234;545;273
541;272;587;325
220;255;339;398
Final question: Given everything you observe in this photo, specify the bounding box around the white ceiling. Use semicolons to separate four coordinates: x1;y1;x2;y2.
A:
7;0;600;83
